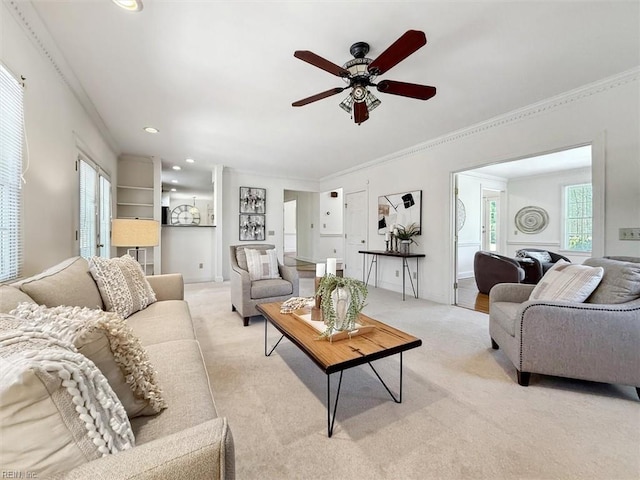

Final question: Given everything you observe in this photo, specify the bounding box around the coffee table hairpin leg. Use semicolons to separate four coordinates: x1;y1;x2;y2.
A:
264;318;284;357
326;352;404;437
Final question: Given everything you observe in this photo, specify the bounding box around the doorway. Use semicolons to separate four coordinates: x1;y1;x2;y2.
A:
453;144;593;312
283;199;297;261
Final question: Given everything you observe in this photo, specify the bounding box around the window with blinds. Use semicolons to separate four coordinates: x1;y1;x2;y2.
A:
0;64;24;282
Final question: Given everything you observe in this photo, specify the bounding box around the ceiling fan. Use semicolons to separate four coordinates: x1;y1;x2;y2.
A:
292;30;436;125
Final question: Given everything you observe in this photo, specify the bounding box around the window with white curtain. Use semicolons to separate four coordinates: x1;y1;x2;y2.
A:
0;64;24;282
79;156;111;259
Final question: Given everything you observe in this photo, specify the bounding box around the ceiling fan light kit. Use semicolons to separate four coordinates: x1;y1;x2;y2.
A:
293;30;436;125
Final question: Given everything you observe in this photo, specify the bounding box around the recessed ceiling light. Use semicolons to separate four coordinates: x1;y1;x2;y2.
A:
171;179;178;184
143;126;159;134
172;165;181;171
112;0;143;12
185;158;195;163
170;188;177;192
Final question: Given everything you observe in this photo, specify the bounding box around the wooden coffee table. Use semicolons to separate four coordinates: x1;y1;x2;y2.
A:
257;302;422;437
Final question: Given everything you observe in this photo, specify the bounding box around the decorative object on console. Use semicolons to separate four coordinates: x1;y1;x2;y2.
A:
292;30;436;125
378;190;422;236
316;274;368;336
111;218;160;273
170;199;201;226
395;223;420;254
515;206;549;234
239;214;265;241
239;186;266;214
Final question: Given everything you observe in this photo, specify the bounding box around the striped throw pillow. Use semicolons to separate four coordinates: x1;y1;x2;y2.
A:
529;260;604;303
245;248;281;281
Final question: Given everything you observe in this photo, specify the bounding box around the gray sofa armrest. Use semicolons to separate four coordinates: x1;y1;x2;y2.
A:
279;264;299;287
514;298;640;386
54;418;234;480
146;274;184;301
490;283;535;304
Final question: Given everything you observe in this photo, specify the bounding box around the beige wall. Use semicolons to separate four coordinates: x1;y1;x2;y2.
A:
323;73;640;304
3;3;118;277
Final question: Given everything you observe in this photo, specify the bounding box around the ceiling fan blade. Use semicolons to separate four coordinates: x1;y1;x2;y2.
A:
292;87;346;107
376;80;436;100
368;30;427;76
353;102;369;125
294;50;351;78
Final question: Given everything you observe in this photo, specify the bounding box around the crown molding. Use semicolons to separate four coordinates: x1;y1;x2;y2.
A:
322;67;639;182
7;1;120;155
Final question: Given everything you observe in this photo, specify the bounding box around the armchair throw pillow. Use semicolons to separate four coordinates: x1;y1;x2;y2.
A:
89;255;156;318
529;260;604;303
0;314;134;477
245;248;281;281
11;303;167;418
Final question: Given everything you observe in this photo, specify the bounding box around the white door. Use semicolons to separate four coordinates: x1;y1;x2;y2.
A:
344;190;367;280
482;191;500;252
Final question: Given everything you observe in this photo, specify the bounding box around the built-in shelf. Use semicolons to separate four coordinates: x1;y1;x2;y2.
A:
117;202;154;207
117;185;153;190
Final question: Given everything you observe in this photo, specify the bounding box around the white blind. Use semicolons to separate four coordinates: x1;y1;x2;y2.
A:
0;64;24;282
79;158;97;258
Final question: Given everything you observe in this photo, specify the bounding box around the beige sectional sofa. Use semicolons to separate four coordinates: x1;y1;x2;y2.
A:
0;257;235;479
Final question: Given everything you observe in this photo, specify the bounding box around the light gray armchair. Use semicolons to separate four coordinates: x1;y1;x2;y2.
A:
489;257;640;399
229;244;299;326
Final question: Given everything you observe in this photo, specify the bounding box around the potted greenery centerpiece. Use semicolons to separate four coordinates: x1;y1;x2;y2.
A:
316;274;368;337
395;223;420;254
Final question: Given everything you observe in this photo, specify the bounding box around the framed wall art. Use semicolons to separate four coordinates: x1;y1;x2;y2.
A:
239;214;265;241
378;190;422;234
239;187;266;214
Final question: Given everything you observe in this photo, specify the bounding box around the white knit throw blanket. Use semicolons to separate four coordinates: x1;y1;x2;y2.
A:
0;328;134;455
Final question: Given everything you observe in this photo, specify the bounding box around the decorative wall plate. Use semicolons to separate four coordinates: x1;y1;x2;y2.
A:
456;198;466;232
515;206;549;234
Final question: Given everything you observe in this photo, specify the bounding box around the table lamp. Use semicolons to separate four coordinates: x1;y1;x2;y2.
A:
111;218;159;273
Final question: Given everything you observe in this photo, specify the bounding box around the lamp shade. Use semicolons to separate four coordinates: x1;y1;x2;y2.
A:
111;219;159;247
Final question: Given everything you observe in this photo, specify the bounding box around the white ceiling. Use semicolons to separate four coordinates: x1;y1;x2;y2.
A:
24;1;640;182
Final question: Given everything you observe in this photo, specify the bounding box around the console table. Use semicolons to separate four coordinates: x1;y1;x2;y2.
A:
359;250;426;300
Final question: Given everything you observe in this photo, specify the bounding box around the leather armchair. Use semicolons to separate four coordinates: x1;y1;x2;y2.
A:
229;244;299;326
473;251;525;295
515;248;570;283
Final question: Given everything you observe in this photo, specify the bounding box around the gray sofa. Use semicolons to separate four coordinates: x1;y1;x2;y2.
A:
229;244;299;326
1;257;235;479
489;256;640;398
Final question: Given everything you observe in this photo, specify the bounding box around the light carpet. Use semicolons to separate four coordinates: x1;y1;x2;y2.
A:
185;278;639;480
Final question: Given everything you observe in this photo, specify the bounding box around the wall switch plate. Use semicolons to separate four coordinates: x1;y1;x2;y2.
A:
395;270;399;277
619;228;640;240
268;230;275;236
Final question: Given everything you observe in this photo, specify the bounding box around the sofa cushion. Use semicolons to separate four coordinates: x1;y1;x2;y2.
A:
15;257;104;309
89;255;157;318
0;315;134;477
235;244;273;271
529;260;604;303
527;251;552;263
245;248;281;281
490;302;521;337
126;300;196;346
251;278;293;299
0;285;35;313
130;340;217;445
11;303;167;418
583;257;640;304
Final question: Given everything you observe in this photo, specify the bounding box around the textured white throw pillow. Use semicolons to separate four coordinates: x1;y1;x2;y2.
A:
527;251;553;263
529;260;604;303
89;255;156;318
11;303;167;418
0;314;134;477
245;248;281;281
